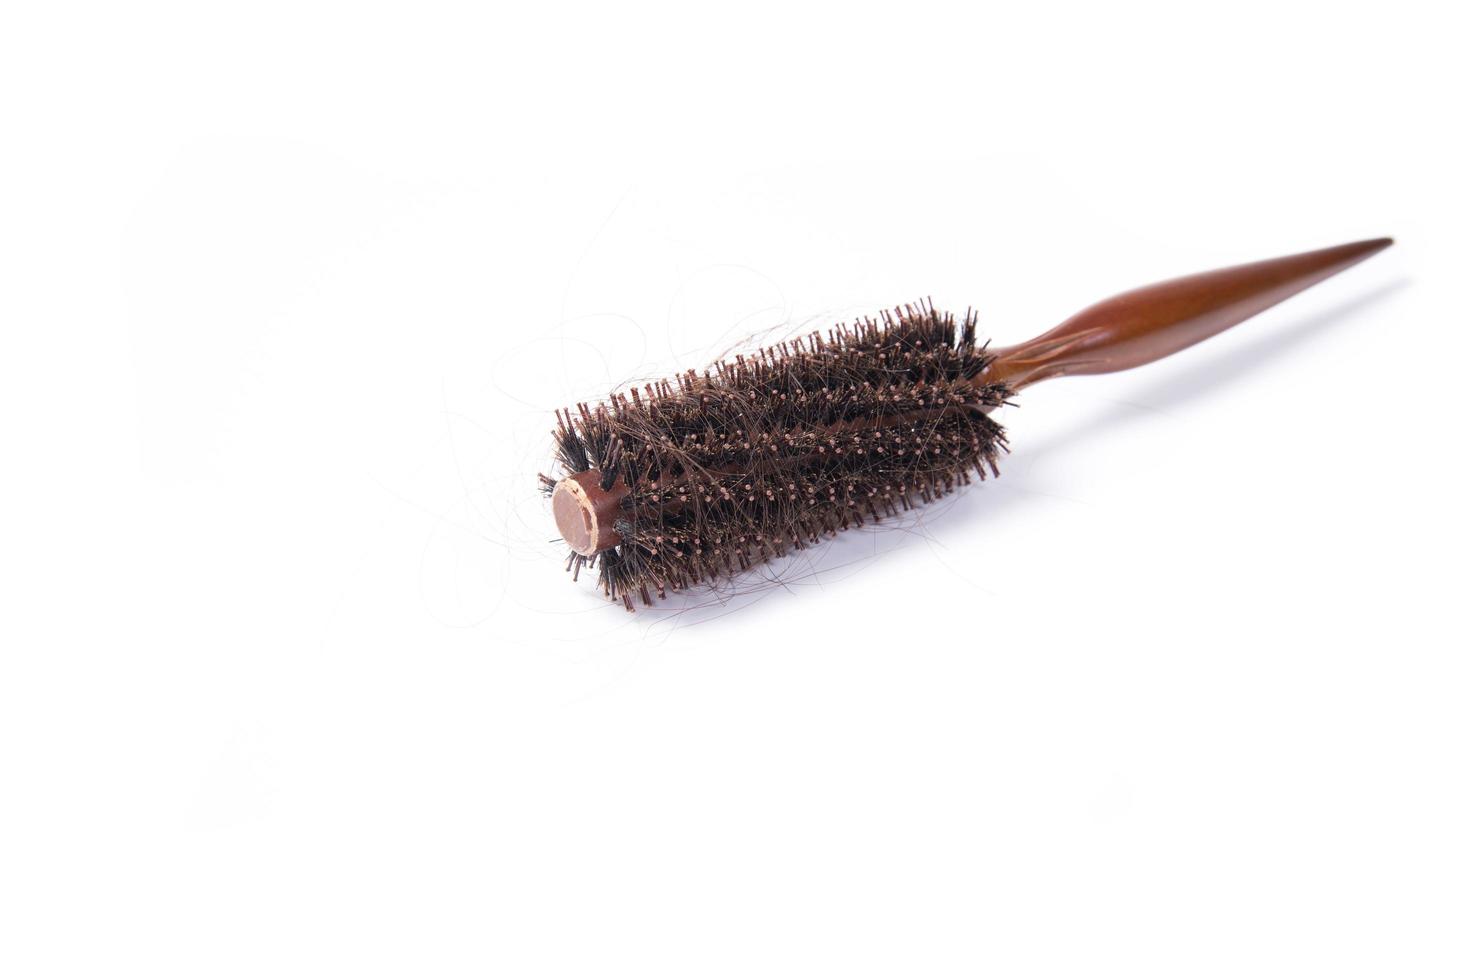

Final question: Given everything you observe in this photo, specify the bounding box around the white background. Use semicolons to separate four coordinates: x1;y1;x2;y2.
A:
3;2;1466;977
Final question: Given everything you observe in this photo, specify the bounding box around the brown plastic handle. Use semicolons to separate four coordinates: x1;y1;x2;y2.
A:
981;238;1393;391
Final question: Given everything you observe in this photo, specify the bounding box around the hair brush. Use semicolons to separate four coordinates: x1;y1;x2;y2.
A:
541;238;1391;610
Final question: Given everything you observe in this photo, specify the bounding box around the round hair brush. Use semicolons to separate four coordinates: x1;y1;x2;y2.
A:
541;238;1392;610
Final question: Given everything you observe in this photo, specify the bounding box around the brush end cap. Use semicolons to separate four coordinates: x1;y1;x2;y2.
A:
552;470;625;556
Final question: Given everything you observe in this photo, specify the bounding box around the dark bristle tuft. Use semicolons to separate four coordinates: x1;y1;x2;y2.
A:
546;304;1012;607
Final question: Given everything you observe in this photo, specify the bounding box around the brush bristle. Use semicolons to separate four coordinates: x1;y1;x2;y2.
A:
545;302;1012;609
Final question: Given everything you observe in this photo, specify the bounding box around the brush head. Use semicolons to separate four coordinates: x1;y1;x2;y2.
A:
541;303;1012;609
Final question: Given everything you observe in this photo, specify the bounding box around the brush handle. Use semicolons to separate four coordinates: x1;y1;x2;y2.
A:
980;238;1392;391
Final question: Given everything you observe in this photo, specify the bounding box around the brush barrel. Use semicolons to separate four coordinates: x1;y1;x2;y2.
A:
980;238;1392;391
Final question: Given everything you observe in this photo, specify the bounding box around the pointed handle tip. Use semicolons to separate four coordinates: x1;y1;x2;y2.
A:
1324;235;1394;270
1355;236;1395;254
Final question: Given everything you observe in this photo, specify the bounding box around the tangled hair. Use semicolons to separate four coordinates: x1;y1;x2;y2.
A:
541;302;1012;608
